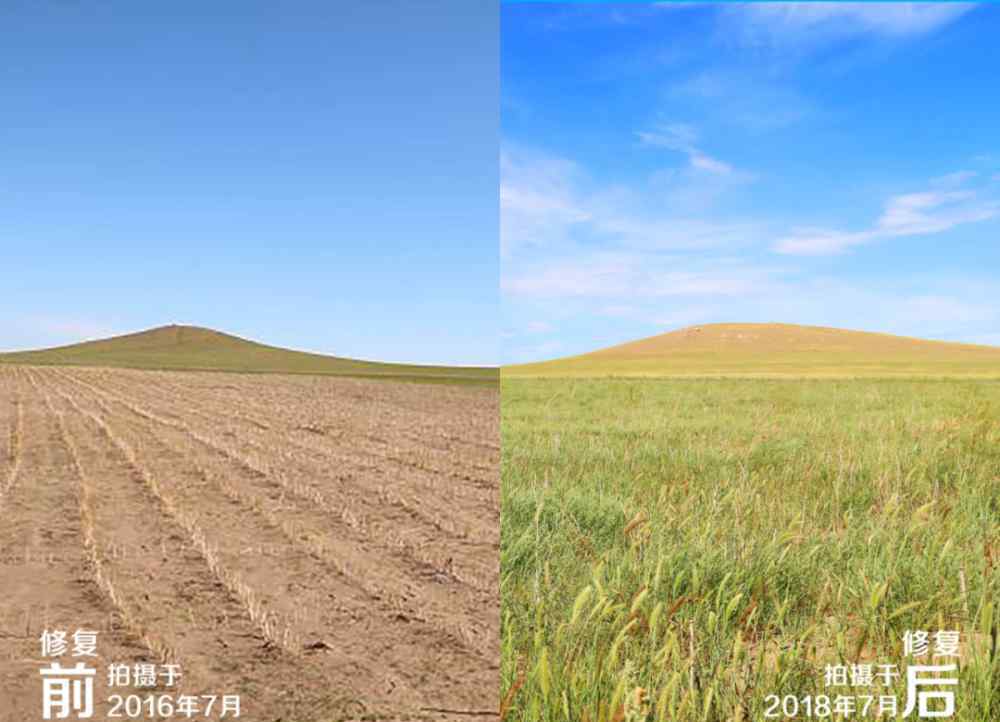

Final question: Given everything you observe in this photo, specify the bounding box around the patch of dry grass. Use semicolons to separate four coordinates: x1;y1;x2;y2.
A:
504;323;1000;378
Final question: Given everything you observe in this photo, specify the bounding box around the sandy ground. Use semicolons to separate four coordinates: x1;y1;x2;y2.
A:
0;366;498;721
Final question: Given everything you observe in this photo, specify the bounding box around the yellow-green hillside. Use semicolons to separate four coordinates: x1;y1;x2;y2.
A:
0;325;497;385
503;323;1000;378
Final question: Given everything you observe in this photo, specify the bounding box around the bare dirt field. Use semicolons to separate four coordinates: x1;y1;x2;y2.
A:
0;365;499;721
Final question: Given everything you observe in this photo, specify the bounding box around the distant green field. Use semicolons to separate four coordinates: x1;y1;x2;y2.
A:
505;323;1000;378
0;325;497;386
502;378;1000;720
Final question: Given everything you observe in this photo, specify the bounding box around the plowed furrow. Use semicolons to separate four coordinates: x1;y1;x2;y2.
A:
64;373;498;655
55;369;498;590
0;369;23;505
76;369;499;499
35;372;394;719
114;368;502;494
0;371;142;722
70;369;500;535
42;370;498;712
133;368;498;445
104;395;499;655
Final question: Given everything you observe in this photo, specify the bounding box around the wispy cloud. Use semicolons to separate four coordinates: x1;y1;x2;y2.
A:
504;266;1000;362
773;228;869;256
878;190;995;235
689;153;733;175
774;179;999;255
636;123;698;153
637;123;744;178
670;71;816;132
502;4;999;363
501;143;763;256
501;148;1000;361
634;122;756;212
500;145;591;256
504;252;778;300
726;3;975;45
930;170;978;188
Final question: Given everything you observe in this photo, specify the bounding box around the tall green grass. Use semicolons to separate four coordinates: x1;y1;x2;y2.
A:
501;379;999;720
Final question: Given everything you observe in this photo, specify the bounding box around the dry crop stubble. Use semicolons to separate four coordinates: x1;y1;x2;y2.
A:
45;377;300;657
84;366;500;518
60;367;500;596
0;365;500;721
0;368;23;505
0;370;147;721
54;369;498;611
50;366;498;712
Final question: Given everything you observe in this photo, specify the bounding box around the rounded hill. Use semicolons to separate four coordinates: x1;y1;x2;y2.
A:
503;323;1000;377
0;324;497;385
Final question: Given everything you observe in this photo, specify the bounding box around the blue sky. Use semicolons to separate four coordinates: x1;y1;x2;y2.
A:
502;3;1000;363
1;1;498;366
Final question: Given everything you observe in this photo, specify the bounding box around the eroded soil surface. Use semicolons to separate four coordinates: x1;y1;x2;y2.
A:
0;366;499;721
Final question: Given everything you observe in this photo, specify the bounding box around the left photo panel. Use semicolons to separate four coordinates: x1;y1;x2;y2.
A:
0;2;500;720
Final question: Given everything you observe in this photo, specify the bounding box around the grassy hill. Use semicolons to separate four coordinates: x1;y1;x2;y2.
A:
0;325;498;385
503;322;1000;378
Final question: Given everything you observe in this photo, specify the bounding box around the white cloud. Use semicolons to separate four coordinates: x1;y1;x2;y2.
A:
774;180;999;255
500;146;591;256
504;252;776;300
877;190;994;236
503;272;1000;362
690;152;734;176
671;71;815;132
637;122;744;177
636;123;699;153
501;138;1000;362
930;170;977;188
593;216;762;250
503;263;1000;363
501;143;762;256
634;123;755;214
773;228;872;256
729;3;975;44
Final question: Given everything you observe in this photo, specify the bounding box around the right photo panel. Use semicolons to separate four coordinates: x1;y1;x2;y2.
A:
500;4;999;721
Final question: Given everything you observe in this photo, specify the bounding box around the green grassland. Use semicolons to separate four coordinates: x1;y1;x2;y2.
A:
501;377;1000;720
505;324;1000;378
0;324;498;386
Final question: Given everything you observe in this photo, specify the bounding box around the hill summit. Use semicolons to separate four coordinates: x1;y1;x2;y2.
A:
504;323;1000;377
0;324;496;384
